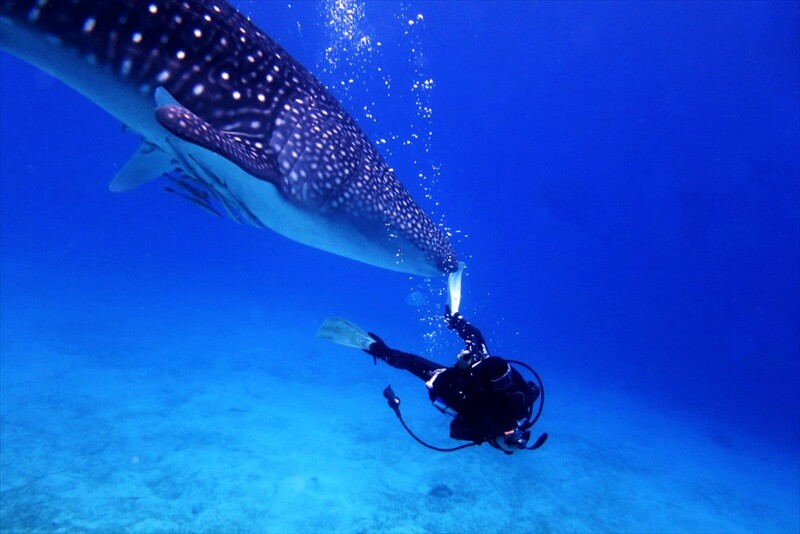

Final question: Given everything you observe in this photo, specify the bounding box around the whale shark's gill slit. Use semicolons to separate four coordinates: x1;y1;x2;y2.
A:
217;129;262;140
272;91;313;155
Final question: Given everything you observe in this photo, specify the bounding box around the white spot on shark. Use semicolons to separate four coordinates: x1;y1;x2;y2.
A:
83;18;96;33
121;59;132;76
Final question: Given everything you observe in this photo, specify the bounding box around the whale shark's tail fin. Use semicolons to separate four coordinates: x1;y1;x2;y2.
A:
447;261;467;314
317;318;375;350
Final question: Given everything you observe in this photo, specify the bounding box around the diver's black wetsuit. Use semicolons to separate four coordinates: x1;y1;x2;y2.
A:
365;310;538;445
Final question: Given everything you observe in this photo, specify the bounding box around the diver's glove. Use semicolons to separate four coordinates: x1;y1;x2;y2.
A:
445;305;467;331
445;305;479;338
363;332;389;365
445;305;488;357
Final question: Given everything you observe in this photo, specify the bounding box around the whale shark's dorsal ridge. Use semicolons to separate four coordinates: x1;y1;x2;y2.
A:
0;0;458;276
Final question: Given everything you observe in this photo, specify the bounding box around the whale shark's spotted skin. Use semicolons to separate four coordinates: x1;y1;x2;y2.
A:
0;0;458;275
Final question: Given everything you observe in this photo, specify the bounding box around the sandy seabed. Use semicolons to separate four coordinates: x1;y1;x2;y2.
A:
1;311;798;534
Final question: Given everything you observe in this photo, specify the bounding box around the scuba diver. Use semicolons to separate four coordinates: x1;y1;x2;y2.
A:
318;299;547;454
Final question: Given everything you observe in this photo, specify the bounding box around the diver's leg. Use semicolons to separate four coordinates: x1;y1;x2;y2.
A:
375;348;444;381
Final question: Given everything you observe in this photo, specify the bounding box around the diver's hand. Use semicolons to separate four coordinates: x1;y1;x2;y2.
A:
362;332;389;365
445;305;467;330
445;306;488;354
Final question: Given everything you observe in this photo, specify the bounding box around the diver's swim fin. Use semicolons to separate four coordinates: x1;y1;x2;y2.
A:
447;262;466;314
317;318;376;350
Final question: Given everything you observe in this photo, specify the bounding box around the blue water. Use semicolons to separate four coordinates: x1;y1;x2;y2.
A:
1;1;798;532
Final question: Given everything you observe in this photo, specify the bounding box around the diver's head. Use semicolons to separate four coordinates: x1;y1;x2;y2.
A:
455;349;473;369
472;356;513;391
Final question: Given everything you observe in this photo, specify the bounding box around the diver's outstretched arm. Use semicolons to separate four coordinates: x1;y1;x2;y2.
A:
363;333;443;381
445;306;489;357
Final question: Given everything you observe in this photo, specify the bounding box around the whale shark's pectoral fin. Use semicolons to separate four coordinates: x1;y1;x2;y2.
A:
109;142;175;192
154;86;181;108
155;104;280;183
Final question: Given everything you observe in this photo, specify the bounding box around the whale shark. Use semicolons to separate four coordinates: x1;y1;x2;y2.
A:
0;0;458;277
